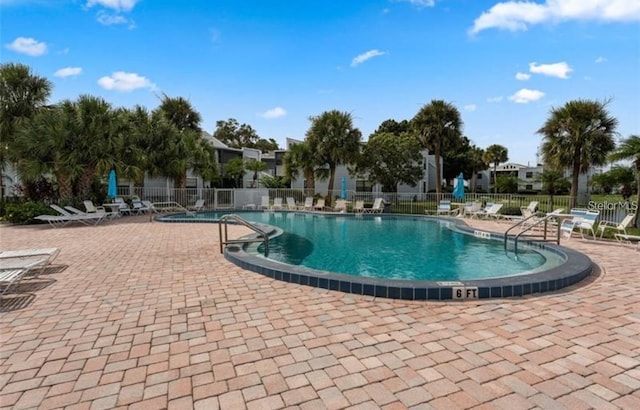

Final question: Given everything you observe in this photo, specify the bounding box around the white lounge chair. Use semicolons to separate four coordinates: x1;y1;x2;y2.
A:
131;199;151;214
286;197;297;210
0;248;59;278
615;233;640;251
427;200;457;216
365;198;384;214
353;200;365;214
189;199;205;212
520;201;538;216
332;199;347;213
597;214;634;239
270;198;283;211
560;209;598;239
53;204;105;225
1;255;51;296
114;197;133;215
84;200;118;220
142;200;159;213
313;198;326;211
260;196;270;210
299;197;314;211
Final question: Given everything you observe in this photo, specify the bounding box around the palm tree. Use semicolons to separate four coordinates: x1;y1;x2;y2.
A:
537;169;569;210
411;100;463;195
539;99;618;209
483;144;508;194
245;159;267;188
225;157;245;188
283;140;322;196
0;63;52;199
468;145;487;192
608;135;640;227
306;110;361;205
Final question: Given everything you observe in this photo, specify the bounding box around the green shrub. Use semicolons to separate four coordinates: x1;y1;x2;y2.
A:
3;201;54;225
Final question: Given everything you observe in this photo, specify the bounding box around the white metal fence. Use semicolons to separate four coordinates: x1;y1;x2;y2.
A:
114;187;635;223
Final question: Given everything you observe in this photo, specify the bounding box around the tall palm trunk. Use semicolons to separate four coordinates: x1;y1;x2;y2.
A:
570;162;580;210
434;147;442;197
56;171;73;203
326;166;336;206
76;166;96;200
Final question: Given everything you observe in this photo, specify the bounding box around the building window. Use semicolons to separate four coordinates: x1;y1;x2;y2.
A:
525;172;533;178
525;184;533;190
477;174;483;179
356;179;373;192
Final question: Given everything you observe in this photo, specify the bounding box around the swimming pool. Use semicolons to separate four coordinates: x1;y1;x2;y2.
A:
158;211;593;300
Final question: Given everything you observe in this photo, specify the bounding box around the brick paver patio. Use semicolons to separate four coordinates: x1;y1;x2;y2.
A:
1;216;639;409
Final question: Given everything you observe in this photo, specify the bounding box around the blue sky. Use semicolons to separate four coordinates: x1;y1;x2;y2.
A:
1;0;639;165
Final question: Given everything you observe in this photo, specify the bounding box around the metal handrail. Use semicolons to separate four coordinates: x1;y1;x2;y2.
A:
504;213;558;256
219;214;269;256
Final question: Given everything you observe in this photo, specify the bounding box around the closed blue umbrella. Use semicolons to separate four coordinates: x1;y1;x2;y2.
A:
341;176;347;199
107;170;117;198
453;173;465;200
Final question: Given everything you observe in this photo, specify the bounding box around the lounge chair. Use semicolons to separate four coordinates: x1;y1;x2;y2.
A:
0;248;60;278
427;200;457;216
313;198;326;211
286;197;297;210
520;201;538;216
1;268;30;297
84;200;118;219
1;255;51;296
131;199;151;214
332;199;347;213
52;204;105;225
615;233;640;251
260;196;270;210
270;198;283;211
353;200;365;214
189;199;205;212
142;200;159;213
560;209;598;239
34;214;75;228
114;197;133;215
364;198;384;214
597;213;634;239
469;203;503;219
299;197;314;211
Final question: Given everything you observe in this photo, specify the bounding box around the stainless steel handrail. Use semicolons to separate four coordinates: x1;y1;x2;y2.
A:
504;213;558;256
219;214;269;256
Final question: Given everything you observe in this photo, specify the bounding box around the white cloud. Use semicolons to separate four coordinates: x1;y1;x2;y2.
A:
5;37;47;56
515;72;531;81
529;61;572;79
595;56;607;63
97;71;155;92
351;49;386;67
54;67;82;78
97;11;128;26
394;0;436;8
470;0;640;34
487;96;503;103
260;107;287;119
86;0;138;12
464;104;477;112
508;88;545;104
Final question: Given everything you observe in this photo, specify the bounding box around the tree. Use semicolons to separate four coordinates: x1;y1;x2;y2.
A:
306;110;361;205
537;169;570;209
283;140;325;195
0;63;52;199
483;144;509;194
539;99;617;209
494;175;518;193
245;159;268;188
213;118;279;152
608;135;640;226
358;132;423;192
374;119;411;135
157;95;212;189
411;100;463;195
467;145;488;192
224;157;245;188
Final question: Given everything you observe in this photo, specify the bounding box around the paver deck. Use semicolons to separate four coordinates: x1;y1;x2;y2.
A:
1;215;639;409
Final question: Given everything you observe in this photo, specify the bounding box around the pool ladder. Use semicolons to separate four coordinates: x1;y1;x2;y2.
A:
504;213;560;256
219;214;269;256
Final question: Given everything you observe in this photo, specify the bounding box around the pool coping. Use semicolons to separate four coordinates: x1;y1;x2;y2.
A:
212;212;594;300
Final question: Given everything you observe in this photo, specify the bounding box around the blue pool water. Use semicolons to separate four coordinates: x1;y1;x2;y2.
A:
160;211;565;281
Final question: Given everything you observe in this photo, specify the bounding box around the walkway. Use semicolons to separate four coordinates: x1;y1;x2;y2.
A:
0;216;639;409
